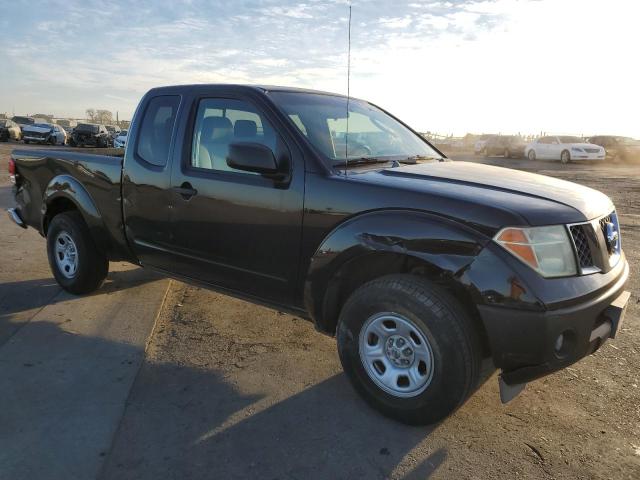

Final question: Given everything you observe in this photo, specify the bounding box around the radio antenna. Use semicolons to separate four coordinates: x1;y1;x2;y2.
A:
344;4;352;174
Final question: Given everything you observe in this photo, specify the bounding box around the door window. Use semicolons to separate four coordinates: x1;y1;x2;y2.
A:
191;98;277;174
136;95;181;167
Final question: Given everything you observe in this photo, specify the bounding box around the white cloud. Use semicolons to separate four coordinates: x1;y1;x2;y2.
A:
0;0;638;139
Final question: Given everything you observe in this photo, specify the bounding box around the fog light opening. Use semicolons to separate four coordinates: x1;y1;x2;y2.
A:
554;334;564;352
554;329;576;358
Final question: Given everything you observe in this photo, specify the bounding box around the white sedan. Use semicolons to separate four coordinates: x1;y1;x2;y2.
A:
22;123;67;145
114;130;127;149
524;136;605;164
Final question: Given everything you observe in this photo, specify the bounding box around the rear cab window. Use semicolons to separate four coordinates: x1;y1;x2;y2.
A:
136;95;181;167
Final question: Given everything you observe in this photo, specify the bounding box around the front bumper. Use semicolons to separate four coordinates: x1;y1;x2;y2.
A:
478;258;630;385
571;152;605;161
23;135;48;142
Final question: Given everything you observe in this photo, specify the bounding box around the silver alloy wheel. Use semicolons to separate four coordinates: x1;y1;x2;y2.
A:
561;150;570;164
359;312;434;398
54;231;79;278
528;149;536;161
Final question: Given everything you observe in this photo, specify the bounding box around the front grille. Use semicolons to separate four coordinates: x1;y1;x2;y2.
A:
599;214;611;237
569;225;594;268
584;148;600;153
569;210;620;274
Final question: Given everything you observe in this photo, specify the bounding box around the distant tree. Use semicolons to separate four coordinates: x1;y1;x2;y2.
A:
84;108;113;124
95;109;113;125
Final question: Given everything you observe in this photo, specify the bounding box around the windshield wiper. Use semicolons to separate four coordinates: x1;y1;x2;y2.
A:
400;155;444;163
333;157;392;167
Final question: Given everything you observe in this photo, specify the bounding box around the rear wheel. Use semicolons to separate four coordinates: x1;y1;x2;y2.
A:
527;149;536;161
337;274;482;425
560;150;570;164
46;211;108;294
504;148;511;159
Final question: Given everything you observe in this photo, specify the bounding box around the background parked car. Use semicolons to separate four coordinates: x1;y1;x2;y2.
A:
588;135;640;163
11;116;35;132
105;125;121;139
484;135;527;158
524;135;605;164
474;134;495;155
55;119;77;130
0;119;23;141
22;123;67;145
113;129;127;148
71;123;112;147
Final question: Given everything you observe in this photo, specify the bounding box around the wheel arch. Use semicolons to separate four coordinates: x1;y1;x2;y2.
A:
42;174;109;254
304;210;491;350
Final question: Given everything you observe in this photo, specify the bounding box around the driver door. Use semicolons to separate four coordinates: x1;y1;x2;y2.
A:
167;94;305;304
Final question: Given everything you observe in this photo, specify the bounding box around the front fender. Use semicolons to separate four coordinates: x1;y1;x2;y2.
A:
304;209;490;332
42;174;108;252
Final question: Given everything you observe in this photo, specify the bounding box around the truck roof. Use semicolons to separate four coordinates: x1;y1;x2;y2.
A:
146;84;349;99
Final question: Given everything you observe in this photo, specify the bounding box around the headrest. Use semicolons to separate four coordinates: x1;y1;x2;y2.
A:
201;116;233;141
234;119;257;138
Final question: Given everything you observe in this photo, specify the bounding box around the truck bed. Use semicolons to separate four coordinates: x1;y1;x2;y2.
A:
11;148;132;261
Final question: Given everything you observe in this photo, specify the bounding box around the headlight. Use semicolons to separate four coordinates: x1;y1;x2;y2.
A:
494;225;577;277
571;147;584;152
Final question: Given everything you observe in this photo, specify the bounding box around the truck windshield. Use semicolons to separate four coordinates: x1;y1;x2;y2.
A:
268;91;442;166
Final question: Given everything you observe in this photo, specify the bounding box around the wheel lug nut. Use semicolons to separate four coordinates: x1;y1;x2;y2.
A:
396;338;405;347
403;348;412;356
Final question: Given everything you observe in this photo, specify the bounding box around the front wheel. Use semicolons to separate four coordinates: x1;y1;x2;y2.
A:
337;274;481;425
46;211;108;294
527;149;536;161
560;150;570;164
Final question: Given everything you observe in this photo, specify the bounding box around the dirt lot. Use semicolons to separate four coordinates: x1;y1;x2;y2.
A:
1;141;639;479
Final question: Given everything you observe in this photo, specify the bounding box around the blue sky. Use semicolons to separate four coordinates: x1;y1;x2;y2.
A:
1;0;638;136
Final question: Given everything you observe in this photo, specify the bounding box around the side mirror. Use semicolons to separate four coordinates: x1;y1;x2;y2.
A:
227;142;278;175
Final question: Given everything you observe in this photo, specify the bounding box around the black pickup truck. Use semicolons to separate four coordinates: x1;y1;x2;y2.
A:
7;85;630;425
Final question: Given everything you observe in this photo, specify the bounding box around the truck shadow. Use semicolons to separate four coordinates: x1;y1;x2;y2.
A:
1;317;448;480
0;268;163;318
101;369;447;480
0;268;164;346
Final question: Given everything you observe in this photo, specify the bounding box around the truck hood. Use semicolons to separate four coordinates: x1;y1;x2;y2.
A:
368;161;614;227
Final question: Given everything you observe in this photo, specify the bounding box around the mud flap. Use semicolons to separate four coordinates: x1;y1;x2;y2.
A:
499;375;526;404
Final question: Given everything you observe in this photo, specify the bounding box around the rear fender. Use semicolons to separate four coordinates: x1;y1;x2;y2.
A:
42;174;108;253
304;210;490;333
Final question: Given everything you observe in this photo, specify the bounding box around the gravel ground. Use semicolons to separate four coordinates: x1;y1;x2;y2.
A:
2;141;638;479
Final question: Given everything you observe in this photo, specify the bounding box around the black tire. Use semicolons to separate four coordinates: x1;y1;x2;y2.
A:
527;149;536;161
24;139;30;144
46;211;108;294
337;274;482;425
49;135;56;145
560;149;570;164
